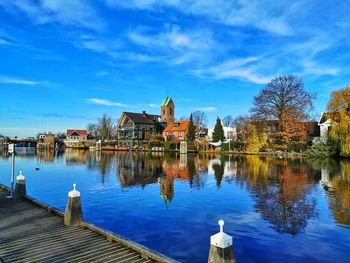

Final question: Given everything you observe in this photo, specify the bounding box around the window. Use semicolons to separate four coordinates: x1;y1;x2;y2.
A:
163;110;165;115
173;123;179;127
170;107;172;114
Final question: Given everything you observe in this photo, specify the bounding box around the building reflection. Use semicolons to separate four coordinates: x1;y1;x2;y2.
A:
37;149;55;163
65;149;88;165
207;156;237;186
320;161;350;225
116;152;162;188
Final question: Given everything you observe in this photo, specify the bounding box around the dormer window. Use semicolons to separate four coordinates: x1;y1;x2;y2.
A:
173;123;179;127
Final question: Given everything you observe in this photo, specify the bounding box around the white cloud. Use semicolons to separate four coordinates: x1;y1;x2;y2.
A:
95;71;109;77
107;0;292;35
193;57;272;84
198;107;216;112
127;25;216;65
0;76;49;86
87;98;132;107
147;103;158;108
0;0;102;30
301;59;338;76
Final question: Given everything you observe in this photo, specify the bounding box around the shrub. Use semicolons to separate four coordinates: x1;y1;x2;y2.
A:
305;143;335;159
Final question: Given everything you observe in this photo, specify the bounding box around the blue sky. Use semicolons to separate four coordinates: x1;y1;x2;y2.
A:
0;0;349;137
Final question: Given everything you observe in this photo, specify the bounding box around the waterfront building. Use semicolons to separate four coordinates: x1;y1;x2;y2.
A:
318;112;338;143
36;134;55;149
117;97;174;147
160;97;175;124
162;120;190;142
64;129;88;148
208;125;237;141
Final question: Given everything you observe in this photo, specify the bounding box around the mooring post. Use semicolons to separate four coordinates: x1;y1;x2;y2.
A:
208;220;236;263
64;184;83;227
14;170;26;198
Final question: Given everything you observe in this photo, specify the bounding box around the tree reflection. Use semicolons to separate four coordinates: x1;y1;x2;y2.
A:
328;162;350;225
159;175;174;206
236;157;317;235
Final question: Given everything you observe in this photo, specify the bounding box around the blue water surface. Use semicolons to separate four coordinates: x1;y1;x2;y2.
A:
0;149;349;262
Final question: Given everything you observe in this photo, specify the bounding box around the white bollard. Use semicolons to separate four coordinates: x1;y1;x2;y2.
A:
14;170;26;198
208;220;236;263
64;184;83;227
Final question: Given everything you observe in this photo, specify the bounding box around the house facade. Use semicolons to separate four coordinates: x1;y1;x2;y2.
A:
318;112;338;142
36;134;55;149
162;120;190;142
117;97;174;147
208;126;237;141
64;129;88;147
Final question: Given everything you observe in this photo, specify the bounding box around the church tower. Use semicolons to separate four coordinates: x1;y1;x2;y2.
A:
161;97;175;124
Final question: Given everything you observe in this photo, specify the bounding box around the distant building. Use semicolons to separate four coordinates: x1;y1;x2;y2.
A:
161;97;175;124
64;129;88;147
208;126;236;141
195;125;208;141
37;134;55;149
163;120;190;142
117;97;174;147
318;112;338;142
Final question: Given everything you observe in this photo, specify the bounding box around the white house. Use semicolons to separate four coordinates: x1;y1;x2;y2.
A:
208;126;237;141
318;112;337;143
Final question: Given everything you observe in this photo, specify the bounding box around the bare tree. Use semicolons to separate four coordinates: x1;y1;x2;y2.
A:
222;115;234;127
250;75;314;126
234;115;251;141
87;114;115;141
191;111;208;128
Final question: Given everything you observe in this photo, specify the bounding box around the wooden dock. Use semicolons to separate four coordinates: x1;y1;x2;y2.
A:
0;187;178;263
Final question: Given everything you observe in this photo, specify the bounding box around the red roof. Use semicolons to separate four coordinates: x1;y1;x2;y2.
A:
163;120;190;132
67;129;88;135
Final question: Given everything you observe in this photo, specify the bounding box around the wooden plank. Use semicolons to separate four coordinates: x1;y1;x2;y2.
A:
0;187;177;263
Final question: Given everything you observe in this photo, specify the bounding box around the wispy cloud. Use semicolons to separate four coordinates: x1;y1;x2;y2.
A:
147;103;158;108
0;0;103;30
0;76;50;86
107;0;292;35
0;38;12;46
197;107;216;112
128;25;217;65
193;57;272;84
87;98;132;107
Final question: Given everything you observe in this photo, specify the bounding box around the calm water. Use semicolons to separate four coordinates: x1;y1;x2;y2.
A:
1;148;350;262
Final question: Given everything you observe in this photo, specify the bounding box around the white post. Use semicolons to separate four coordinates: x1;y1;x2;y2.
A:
64;184;83;227
208;220;235;263
14;170;26;198
8;143;15;198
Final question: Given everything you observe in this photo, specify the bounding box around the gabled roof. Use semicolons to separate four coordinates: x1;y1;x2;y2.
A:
318;112;339;124
67;129;87;135
121;112;160;125
163;120;189;132
161;97;174;107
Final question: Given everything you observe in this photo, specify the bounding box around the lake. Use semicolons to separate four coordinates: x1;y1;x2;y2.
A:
0;148;349;262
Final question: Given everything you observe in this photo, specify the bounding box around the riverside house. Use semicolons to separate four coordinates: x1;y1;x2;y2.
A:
64;129;88;148
117;97;175;148
162;120;190;142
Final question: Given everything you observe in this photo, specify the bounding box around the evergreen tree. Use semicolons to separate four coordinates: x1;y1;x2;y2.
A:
187;114;195;142
212;117;225;142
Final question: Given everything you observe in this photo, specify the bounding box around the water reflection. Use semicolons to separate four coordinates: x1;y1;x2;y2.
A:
318;161;350;226
329;163;350;225
2;149;350;235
